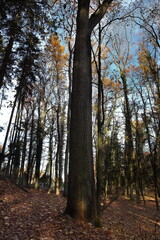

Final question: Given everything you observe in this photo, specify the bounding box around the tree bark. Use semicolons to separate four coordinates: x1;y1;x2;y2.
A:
63;42;72;197
66;0;96;222
121;72;134;199
66;0;113;224
26;108;35;186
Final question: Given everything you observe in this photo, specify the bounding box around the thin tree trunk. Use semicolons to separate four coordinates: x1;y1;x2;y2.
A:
0;94;18;169
63;42;72;197
59;113;64;191
35;101;45;189
121;72;134;199
26;108;35;186
48;115;54;193
55;108;60;195
19;109;29;185
96;21;105;223
12;100;24;182
141;89;159;210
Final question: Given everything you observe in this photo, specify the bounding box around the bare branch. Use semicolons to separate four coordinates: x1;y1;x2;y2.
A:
89;0;114;32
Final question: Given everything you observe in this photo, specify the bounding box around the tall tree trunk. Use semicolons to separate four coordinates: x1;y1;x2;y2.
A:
121;72;134;199
19;109;29;185
6;97;21;176
12;101;24;182
63;42;72;197
35;101;45;189
26;108;35;186
66;0;96;222
140;89;159;210
96;21;105;223
0;94;18;169
48;116;54;193
55;108;60;195
66;0;113;224
134;106;145;204
59;111;65;191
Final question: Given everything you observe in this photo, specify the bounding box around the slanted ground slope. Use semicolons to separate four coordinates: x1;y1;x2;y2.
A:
0;178;159;240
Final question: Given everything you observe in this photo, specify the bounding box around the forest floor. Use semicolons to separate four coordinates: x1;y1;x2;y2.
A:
0;178;160;240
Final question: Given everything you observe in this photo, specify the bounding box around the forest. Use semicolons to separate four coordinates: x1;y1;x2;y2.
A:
0;0;160;239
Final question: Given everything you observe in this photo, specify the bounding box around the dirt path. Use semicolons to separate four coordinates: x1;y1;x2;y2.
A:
0;178;114;240
103;195;160;240
0;178;160;240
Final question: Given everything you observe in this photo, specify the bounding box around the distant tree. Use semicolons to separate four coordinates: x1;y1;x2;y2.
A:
106;24;135;199
0;0;57;183
45;33;68;193
131;0;160;49
137;43;160;210
0;0;49;89
56;0;76;198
